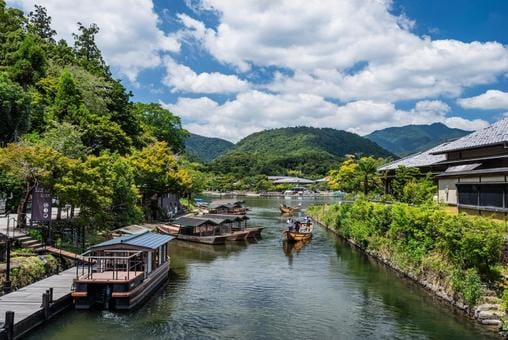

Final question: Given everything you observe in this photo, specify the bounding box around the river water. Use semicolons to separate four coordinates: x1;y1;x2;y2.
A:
28;197;495;339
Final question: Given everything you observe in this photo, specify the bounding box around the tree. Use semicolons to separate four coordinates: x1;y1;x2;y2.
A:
0;143;70;227
357;157;383;195
128;142;180;218
81;114;132;155
10;34;46;88
132;103;188;153
28;5;56;42
327;157;361;192
39;122;89;159
392;165;421;199
73;22;108;76
49;69;84;124
0;72;30;143
0;1;25;67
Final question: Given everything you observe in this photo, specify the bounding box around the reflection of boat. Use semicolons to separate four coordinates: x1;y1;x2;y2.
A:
279;204;301;214
283;222;313;243
283;239;310;256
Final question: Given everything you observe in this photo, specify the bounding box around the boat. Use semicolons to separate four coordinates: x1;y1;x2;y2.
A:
194;213;264;239
279;204;301;214
160;217;228;245
283;221;313;243
207;200;249;215
71;231;173;310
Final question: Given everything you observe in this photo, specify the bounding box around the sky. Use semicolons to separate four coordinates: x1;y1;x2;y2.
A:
8;0;508;142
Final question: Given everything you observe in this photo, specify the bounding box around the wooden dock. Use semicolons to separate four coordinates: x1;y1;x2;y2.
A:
0;267;76;339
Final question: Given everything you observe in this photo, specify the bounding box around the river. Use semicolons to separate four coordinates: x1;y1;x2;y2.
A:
28;197;495;339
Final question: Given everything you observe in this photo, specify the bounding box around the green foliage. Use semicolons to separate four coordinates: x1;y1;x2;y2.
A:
392;166;421;199
39;122;89;158
133;102;187;152
11;255;58;290
210;126;393;178
185;133;234;162
307;201;505;306
28;4;56;42
0;72;30;142
327;156;385;194
366;123;471;157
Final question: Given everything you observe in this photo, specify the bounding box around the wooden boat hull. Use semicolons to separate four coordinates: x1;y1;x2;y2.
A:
279;206;301;214
73;261;170;310
225;230;250;241
245;227;264;238
176;233;227;245
284;231;312;243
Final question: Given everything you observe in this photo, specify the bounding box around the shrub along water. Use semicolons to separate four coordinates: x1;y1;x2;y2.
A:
307;199;506;307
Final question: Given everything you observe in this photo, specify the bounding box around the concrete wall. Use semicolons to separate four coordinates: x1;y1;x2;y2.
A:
438;178;458;205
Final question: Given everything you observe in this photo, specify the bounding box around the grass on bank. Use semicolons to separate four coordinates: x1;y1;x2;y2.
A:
307;199;507;307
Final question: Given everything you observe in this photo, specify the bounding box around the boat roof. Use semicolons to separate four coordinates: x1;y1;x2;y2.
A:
89;231;173;251
196;214;249;222
172;216;218;227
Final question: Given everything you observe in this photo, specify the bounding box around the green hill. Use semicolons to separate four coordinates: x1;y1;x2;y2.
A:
365;123;471;157
185;133;234;162
209;127;394;176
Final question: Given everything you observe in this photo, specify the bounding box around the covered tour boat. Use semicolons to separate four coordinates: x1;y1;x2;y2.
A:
72;231;173;310
283;221;313;243
207;200;248;215
196;214;264;239
161;217;228;244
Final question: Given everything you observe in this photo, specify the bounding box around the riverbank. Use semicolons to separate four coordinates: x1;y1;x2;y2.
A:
307;200;508;335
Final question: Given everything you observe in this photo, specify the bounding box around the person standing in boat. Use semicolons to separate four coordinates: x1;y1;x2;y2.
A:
295;221;300;232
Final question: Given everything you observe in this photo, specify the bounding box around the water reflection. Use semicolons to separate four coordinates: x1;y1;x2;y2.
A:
27;196;496;340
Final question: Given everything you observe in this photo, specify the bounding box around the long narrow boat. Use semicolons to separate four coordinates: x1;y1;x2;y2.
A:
72;232;173;310
158;219;228;245
279;204;301;214
283;222;313;243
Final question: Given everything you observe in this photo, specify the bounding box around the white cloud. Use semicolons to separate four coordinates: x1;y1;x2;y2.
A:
9;0;180;81
164;93;487;141
457;90;508;110
178;0;508;102
162;57;250;93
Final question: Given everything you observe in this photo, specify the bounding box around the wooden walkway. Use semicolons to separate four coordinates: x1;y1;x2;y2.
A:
45;246;92;264
0;267;76;339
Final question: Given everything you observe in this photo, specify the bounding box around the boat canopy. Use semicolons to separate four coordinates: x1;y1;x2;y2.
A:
173;216;218;228
89;231;174;251
197;214;249;222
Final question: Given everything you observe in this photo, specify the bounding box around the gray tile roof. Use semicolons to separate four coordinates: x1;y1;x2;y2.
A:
173;216;218;227
378;143;448;171
90;231;173;251
431;118;508;154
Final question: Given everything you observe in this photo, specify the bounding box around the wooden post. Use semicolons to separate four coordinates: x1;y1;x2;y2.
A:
4;311;14;340
42;292;50;320
49;288;54;303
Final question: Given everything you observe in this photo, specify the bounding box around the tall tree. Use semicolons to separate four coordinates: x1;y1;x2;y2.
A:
357;156;382;195
10;33;46;87
28;4;56;42
0;72;30;143
133;103;188;153
72;22;108;76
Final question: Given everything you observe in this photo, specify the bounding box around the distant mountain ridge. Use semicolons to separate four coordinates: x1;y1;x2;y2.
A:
365;123;471;157
208;126;394;176
184;133;234;162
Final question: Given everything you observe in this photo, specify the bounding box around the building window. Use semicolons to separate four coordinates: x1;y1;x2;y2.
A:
457;183;507;209
479;185;504;208
457;184;478;206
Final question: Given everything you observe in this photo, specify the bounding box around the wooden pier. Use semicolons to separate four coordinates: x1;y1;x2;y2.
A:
0;267;76;339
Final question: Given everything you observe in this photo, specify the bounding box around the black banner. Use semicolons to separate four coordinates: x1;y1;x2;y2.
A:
31;186;52;223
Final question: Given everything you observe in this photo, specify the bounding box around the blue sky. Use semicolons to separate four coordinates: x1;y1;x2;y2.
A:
9;0;508;141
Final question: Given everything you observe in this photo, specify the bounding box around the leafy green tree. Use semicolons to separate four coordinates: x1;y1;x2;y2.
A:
0;1;25;67
0;72;30;142
10;33;46;88
392;165;421;199
327;157;361;192
73;22;108;76
81;114;132;155
28;5;56;42
357;156;383;195
400;174;436;205
133;103;188;152
49;69;84;124
39;122;89;158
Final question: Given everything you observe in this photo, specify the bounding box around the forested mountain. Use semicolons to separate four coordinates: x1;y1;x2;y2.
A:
366;123;471;156
209;127;394;177
185;133;234;162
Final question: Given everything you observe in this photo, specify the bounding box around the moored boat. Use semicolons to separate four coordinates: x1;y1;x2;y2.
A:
161;217;228;245
71;231;173;310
